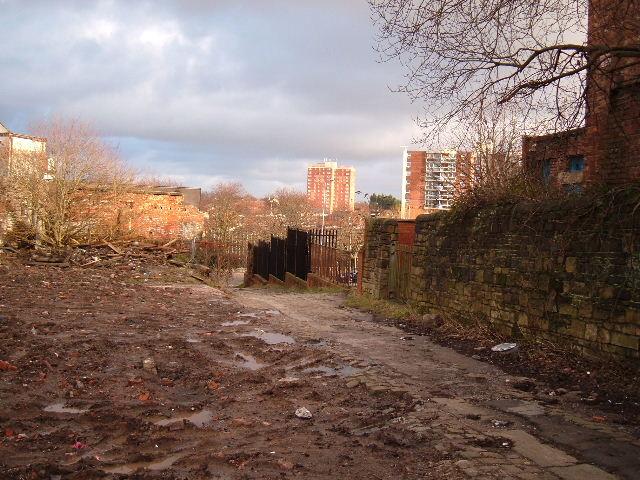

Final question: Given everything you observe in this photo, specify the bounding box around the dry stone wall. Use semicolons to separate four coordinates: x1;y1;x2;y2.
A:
361;219;398;299
362;192;640;360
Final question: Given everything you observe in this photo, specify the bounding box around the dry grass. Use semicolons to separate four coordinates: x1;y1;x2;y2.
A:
344;293;419;321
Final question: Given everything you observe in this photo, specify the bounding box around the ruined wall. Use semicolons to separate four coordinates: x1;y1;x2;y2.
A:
82;190;206;241
362;192;640;360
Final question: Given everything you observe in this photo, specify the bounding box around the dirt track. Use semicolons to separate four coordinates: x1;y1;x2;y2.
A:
1;257;639;479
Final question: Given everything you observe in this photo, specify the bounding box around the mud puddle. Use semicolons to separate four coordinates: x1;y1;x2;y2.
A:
235;352;266;370
302;365;360;378
153;409;214;428
102;453;185;475
43;403;88;414
242;329;295;345
222;320;251;326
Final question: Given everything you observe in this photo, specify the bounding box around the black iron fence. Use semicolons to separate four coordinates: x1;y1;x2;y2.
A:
250;228;310;281
286;228;310;279
249;227;357;286
308;228;338;248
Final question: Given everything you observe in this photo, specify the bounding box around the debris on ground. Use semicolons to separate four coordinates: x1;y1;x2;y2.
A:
294;407;313;419
0;253;445;478
491;343;518;353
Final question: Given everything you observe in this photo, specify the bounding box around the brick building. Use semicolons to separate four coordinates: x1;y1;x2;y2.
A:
0;122;206;243
401;148;475;219
0;122;49;177
306;160;356;213
83;186;205;241
523;0;640;188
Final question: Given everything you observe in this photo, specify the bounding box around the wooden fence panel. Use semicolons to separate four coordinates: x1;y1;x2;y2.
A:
389;244;413;300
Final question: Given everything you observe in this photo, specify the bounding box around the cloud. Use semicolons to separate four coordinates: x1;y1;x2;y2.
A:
0;0;420;197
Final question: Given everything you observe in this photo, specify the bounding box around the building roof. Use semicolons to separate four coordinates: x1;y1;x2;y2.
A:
0;122;47;142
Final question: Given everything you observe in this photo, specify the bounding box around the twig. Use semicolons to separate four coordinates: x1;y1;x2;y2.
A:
103;241;123;255
80;259;101;268
189;273;210;284
161;238;179;248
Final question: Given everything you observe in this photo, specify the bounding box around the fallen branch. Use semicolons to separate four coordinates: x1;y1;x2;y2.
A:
161;238;179;249
25;261;71;268
189;273;210;284
103;241;123;255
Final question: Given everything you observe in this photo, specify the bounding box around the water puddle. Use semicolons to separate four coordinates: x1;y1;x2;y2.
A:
235;353;266;370
103;453;185;475
44;403;88;414
487;399;545;417
222;320;251;327
153;409;214;428
302;365;360;378
242;330;295;345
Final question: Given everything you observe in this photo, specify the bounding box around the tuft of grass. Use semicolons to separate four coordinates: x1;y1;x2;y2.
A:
344;292;419;320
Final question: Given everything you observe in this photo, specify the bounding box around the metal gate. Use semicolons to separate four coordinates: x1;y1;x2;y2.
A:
286;228;310;280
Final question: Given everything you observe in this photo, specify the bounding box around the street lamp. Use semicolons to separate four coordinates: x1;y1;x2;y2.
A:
320;177;334;239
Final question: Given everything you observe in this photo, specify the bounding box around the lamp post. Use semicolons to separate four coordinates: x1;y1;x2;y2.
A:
320;176;333;241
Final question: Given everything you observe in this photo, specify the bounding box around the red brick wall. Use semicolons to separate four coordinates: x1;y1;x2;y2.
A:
522;129;590;185
82;189;205;241
522;0;640;187
397;220;416;246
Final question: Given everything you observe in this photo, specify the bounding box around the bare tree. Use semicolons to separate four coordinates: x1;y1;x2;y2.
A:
453;101;522;194
201;182;259;282
6;117;133;247
369;0;640;139
268;188;316;233
202;182;250;243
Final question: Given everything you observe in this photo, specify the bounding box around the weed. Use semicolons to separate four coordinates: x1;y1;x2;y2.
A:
344;293;418;320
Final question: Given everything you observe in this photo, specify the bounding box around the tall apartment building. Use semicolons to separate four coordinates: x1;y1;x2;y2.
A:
401;148;458;219
307;160;356;213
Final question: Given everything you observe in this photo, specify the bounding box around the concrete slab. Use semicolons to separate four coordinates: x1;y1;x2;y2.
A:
550;463;619;480
502;430;577;468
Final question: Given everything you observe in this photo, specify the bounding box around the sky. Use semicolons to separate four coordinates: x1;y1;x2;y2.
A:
0;0;422;198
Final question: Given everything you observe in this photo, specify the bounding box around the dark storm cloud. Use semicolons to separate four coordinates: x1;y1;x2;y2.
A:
0;0;419;196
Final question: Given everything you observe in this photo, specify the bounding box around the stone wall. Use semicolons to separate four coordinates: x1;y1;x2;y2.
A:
362;192;640;360
361;219;399;299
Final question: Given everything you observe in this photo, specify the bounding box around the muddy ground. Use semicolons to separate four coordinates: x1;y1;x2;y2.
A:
1;254;640;479
0;256;441;479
